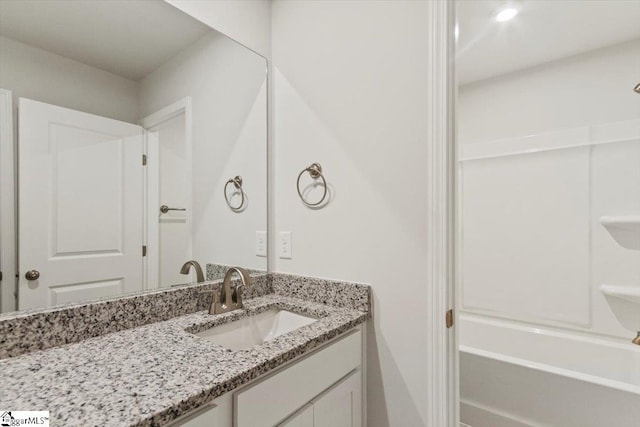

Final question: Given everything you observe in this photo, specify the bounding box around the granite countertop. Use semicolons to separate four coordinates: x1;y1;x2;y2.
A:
0;294;367;426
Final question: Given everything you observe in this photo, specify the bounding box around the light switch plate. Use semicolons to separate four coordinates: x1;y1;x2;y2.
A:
256;231;267;257
278;231;292;259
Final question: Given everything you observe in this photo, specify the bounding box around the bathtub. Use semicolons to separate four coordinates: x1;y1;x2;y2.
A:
459;314;640;427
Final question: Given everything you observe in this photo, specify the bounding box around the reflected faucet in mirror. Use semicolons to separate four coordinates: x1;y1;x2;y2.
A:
201;267;252;315
180;260;205;283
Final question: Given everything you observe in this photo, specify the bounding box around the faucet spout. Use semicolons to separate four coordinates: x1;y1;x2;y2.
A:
180;260;205;283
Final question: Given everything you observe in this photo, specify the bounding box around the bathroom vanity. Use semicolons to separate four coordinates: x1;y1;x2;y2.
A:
0;274;370;426
170;327;363;427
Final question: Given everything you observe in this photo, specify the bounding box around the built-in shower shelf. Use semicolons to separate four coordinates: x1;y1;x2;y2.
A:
601;285;640;333
599;216;640;250
600;285;640;303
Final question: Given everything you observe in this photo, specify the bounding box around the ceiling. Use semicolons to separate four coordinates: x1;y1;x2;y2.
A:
0;0;212;81
456;0;640;85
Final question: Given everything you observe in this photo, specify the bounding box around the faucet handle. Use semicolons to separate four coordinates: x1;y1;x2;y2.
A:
233;283;244;305
199;289;218;297
199;289;220;302
199;289;221;314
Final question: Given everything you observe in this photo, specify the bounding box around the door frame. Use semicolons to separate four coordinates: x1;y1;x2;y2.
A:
425;1;458;426
0;88;16;312
139;97;193;289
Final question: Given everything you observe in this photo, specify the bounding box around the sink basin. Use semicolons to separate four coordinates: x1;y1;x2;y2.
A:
194;309;317;350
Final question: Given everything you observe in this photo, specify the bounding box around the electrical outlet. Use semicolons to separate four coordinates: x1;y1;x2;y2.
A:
279;231;292;259
255;231;267;257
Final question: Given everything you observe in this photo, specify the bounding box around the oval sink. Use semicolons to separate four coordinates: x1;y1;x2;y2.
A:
194;309;317;351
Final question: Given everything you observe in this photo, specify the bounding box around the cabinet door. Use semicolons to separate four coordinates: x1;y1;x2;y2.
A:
278;404;314;427
235;331;361;427
312;370;362;427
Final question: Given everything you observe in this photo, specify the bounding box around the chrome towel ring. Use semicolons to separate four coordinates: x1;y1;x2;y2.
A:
224;176;245;211
296;163;328;207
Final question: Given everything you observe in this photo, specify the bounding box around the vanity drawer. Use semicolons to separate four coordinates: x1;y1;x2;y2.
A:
234;329;362;427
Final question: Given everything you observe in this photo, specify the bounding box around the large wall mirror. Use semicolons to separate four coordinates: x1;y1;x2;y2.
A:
0;0;268;313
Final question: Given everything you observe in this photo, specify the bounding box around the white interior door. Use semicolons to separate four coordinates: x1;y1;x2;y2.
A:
141;98;192;289
158;113;189;286
18;98;144;309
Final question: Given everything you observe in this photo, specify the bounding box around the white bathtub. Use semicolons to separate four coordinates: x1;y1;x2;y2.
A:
459;315;640;427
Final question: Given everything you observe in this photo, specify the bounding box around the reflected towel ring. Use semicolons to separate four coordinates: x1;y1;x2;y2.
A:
224;176;245;211
296;163;327;207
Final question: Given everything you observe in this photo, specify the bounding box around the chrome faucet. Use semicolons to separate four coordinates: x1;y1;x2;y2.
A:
180;260;205;283
201;267;252;315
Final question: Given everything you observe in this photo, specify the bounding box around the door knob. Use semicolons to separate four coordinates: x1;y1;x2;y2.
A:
25;270;40;281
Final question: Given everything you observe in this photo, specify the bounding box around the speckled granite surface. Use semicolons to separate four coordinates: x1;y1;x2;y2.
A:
0;294;367;426
206;263;266;281
0;273;368;360
271;273;371;313
0;275;271;359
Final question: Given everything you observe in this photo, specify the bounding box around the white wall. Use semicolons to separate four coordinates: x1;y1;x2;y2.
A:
458;40;640;342
0;36;139;124
272;1;432;425
459;39;640;145
165;0;271;59
139;32;268;272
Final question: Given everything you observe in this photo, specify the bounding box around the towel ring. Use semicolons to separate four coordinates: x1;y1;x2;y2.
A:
224;176;245;210
296;163;327;207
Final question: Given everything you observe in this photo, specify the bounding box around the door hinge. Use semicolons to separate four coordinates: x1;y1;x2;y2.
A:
0;271;2;281
142;154;147;166
142;245;147;257
446;309;454;328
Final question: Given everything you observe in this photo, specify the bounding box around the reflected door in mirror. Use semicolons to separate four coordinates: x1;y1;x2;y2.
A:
18;98;144;309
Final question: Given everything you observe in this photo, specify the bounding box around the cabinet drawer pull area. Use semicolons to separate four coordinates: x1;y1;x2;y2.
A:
234;330;362;427
165;402;218;427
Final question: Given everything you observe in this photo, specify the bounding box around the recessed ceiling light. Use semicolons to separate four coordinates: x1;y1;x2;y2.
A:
495;7;519;22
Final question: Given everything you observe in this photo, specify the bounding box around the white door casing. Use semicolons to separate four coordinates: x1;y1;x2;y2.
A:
0;88;16;312
425;1;458;426
18;98;144;309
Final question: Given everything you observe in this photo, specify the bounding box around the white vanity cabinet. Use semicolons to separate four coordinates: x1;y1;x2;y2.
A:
279;404;314;427
278;370;361;427
167;327;364;427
